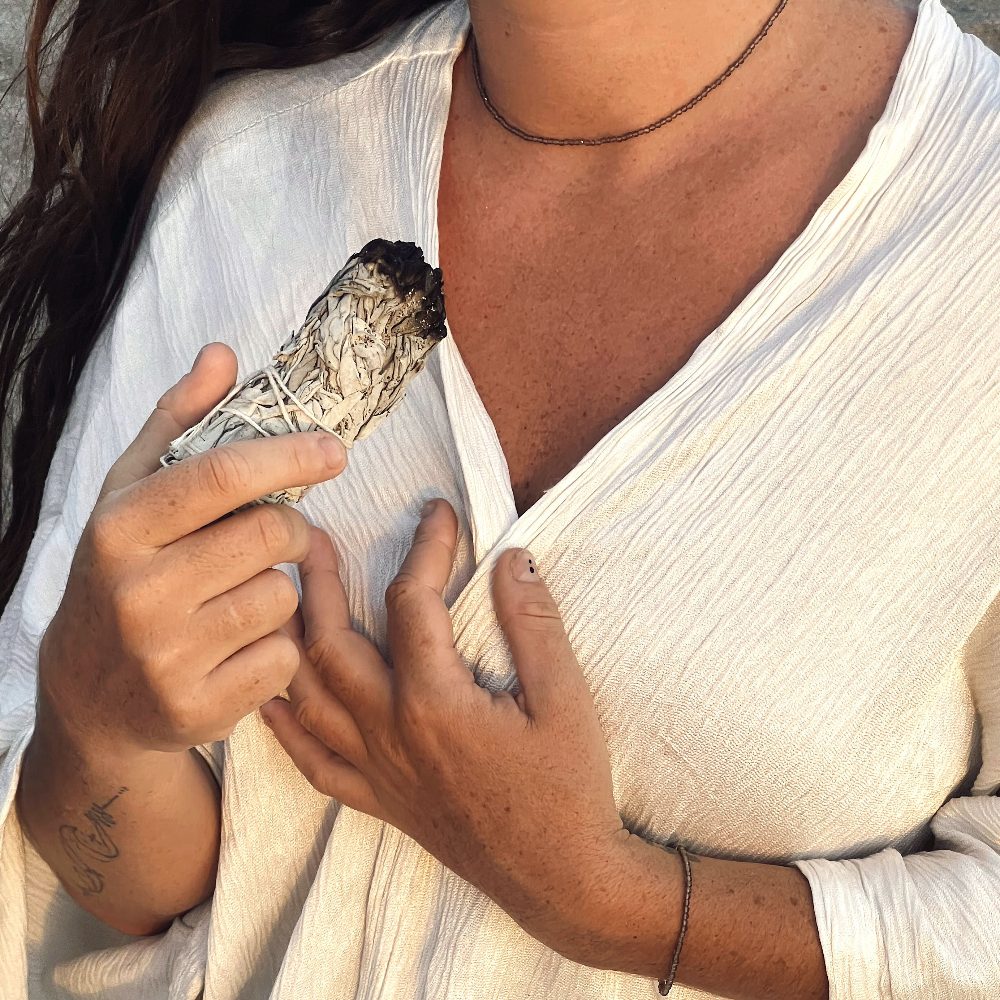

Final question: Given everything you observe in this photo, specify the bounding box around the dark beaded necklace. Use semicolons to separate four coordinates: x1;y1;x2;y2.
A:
470;0;790;146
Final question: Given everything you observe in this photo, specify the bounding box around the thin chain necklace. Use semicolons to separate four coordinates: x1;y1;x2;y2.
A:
470;0;790;146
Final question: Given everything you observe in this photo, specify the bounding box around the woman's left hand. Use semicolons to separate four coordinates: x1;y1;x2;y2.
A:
260;497;631;960
262;498;831;999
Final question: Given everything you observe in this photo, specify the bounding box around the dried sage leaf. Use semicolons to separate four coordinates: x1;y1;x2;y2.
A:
161;239;447;504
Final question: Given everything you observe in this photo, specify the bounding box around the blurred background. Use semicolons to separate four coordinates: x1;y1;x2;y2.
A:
1;0;999;207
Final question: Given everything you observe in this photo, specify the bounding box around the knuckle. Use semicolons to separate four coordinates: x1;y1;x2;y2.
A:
222;596;262;634
155;385;180;412
250;505;296;555
292;696;320;733
267;634;300;678
133;633;184;682
396;688;434;732
109;576;151;634
88;504;126;557
290;695;307;726
384;573;420;611
500;598;563;633
267;570;300;620
197;447;252;499
144;667;197;733
304;633;341;671
157;692;197;738
290;435;321;481
518;598;562;622
223;583;295;637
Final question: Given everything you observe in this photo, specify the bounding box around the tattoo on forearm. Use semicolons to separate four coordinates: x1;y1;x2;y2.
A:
59;787;128;896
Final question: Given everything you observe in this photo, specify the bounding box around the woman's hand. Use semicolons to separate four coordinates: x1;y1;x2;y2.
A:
262;499;831;999
261;498;636;961
38;342;349;757
19;343;350;935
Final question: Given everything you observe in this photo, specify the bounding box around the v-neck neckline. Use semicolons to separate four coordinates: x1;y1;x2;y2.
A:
418;0;945;569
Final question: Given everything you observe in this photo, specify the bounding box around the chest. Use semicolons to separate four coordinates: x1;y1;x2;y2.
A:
433;0;927;519
437;145;857;517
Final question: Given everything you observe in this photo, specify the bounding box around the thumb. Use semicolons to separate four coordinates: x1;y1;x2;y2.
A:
490;548;587;720
100;342;238;497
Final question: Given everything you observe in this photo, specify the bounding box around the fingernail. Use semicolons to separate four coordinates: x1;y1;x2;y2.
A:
511;548;539;582
260;696;285;728
421;498;438;518
190;345;207;372
319;434;347;468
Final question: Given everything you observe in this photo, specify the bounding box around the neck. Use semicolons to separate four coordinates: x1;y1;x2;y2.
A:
464;0;799;142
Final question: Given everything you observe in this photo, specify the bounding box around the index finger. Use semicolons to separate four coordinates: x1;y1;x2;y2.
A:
113;431;347;547
100;343;238;498
385;499;471;695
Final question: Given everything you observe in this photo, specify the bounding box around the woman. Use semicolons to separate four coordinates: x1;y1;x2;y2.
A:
1;0;998;995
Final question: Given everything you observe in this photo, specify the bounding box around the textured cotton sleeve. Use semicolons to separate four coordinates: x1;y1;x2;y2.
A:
792;593;1000;998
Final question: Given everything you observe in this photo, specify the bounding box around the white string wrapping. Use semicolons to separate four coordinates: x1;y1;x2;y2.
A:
161;239;447;504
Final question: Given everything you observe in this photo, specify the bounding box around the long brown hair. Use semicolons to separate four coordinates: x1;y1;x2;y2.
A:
0;0;443;609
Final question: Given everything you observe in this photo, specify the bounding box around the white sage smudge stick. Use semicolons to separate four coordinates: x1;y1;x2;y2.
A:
160;238;447;505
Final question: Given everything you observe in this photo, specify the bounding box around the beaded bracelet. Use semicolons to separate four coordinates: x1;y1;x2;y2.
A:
657;844;692;996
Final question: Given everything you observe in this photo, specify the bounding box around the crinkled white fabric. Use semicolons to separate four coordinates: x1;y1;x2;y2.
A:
2;0;999;997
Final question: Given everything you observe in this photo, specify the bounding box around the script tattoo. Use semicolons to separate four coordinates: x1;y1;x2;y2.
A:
59;787;128;896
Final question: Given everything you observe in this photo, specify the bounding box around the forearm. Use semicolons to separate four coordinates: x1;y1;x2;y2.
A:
15;695;221;937
560;834;828;1000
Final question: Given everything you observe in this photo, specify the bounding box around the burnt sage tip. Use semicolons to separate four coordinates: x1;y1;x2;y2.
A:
359;238;447;342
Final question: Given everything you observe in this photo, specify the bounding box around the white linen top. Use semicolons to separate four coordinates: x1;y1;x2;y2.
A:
2;0;999;997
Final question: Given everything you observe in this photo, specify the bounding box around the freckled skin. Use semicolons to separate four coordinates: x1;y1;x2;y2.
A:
437;0;915;518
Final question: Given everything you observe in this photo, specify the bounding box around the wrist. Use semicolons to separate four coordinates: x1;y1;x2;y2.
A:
34;624;166;767
18;703;212;853
551;830;686;978
28;676;166;786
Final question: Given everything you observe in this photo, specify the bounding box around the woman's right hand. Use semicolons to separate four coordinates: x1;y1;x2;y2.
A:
37;342;348;757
